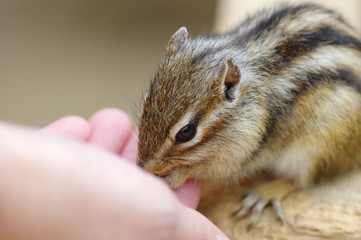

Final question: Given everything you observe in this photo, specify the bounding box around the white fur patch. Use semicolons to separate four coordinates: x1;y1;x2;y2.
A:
274;140;316;186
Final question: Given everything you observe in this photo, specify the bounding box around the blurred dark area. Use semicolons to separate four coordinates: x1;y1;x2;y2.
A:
0;0;216;126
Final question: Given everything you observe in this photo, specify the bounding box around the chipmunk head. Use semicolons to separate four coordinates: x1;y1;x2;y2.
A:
137;27;268;187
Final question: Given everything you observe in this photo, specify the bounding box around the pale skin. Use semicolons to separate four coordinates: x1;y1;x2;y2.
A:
0;108;228;240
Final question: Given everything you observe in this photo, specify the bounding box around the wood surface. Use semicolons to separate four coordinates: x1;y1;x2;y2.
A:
198;172;361;240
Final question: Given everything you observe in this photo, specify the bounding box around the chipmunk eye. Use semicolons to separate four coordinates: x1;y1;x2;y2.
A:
175;124;196;144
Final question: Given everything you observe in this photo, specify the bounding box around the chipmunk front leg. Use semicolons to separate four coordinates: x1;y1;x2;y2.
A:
231;179;299;230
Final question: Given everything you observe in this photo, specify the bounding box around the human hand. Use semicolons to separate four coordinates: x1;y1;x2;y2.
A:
0;108;228;240
41;108;201;209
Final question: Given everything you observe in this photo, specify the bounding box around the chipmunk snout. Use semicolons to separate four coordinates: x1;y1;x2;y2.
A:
137;159;173;179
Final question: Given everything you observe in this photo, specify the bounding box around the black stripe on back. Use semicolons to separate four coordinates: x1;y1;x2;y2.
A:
232;3;328;45
256;68;361;154
259;25;361;75
296;68;361;96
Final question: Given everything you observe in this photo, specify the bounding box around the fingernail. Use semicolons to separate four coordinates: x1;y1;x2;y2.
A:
216;235;230;240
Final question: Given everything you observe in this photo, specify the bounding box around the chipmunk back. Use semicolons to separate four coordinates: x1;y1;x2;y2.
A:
137;2;361;225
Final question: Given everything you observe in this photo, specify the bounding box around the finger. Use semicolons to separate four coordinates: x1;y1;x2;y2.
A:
120;129;138;164
173;179;202;209
174;207;230;240
88;108;133;153
40;116;90;141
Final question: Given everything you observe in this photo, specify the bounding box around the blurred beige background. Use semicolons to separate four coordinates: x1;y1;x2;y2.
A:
0;0;216;126
1;0;359;127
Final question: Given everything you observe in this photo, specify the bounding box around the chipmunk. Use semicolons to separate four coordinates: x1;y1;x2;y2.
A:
136;3;361;228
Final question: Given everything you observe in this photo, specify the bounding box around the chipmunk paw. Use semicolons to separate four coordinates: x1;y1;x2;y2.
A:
230;179;297;230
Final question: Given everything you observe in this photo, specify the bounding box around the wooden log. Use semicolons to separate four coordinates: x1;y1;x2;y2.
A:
198;172;361;240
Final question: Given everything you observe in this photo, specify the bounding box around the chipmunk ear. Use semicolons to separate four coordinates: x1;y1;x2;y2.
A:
166;27;188;53
220;58;241;102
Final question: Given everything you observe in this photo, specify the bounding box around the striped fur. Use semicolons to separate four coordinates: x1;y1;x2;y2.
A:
137;3;361;188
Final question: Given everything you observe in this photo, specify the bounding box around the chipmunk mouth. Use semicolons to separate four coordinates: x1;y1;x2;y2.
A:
154;170;184;187
152;167;189;188
154;170;172;179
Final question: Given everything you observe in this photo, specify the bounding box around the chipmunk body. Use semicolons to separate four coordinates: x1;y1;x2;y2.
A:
137;3;361;214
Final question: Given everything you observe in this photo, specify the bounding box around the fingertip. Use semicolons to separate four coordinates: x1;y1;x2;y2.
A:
175;207;228;240
216;235;230;240
40;115;90;141
90;108;132;126
89;108;134;153
120;129;139;164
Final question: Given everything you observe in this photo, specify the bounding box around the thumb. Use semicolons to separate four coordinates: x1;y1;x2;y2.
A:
173;206;229;240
